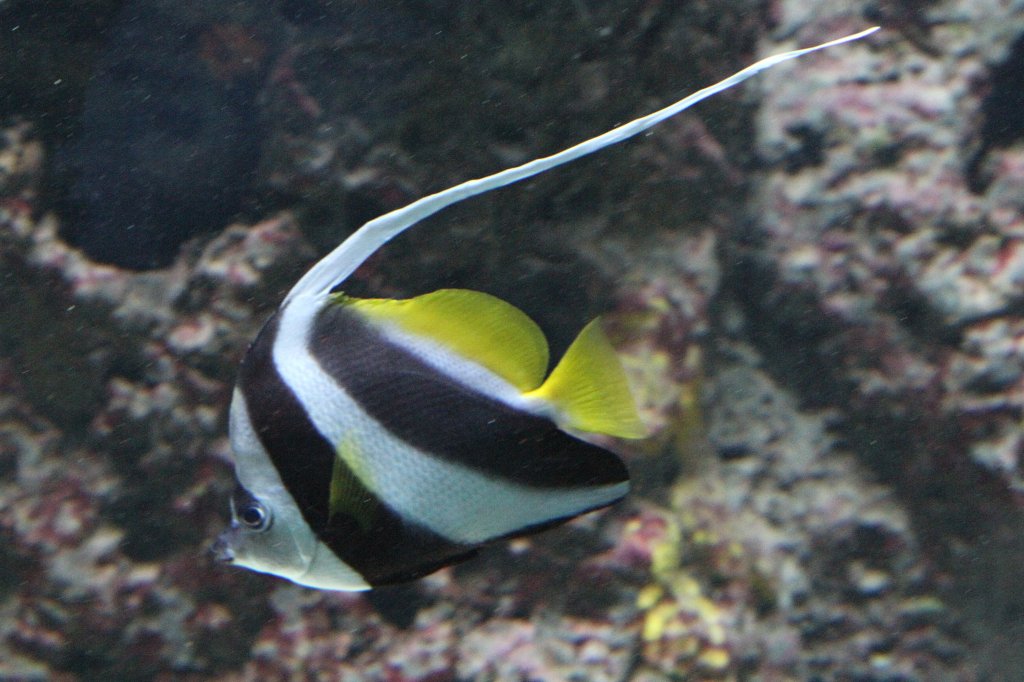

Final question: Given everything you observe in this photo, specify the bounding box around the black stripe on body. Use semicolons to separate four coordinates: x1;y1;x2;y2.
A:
309;302;629;490
237;310;476;586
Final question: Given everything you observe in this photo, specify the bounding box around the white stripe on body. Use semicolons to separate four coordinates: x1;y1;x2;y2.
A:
367;320;554;417
274;294;629;545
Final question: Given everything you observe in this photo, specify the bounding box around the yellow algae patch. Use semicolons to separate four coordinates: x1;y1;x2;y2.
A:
668;573;702;601
650;519;681;579
642;602;678;642
633;506;746;678
697;646;731;671
636;584;663;611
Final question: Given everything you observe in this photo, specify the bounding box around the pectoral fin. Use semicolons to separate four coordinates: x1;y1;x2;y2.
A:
329;437;377;531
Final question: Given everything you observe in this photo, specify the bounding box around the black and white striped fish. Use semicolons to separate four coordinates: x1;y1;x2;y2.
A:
214;28;879;591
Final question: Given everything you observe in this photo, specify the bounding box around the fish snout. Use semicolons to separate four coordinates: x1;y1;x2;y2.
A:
211;527;238;564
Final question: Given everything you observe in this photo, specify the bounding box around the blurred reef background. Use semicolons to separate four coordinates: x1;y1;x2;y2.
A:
2;0;1024;679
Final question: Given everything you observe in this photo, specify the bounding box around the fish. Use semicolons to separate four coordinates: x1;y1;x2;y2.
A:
214;27;879;591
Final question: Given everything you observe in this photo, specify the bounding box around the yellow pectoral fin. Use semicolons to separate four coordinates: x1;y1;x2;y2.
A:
525;318;648;439
339;289;550;391
329;437;376;531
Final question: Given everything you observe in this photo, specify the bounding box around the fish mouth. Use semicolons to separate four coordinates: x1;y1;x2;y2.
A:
210;529;237;564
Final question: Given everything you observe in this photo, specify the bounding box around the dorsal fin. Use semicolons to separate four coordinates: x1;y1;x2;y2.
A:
341;289;550;391
282;28;879;306
525;318;647;439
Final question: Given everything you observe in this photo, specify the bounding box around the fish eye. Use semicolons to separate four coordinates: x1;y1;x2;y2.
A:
232;484;271;532
239;502;270;531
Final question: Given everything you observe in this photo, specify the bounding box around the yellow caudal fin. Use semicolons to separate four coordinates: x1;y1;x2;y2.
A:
525;318;647;439
340;289;550;391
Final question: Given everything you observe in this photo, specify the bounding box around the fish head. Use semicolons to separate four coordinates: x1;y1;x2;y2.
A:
217;387;371;591
214;388;321;584
213;481;317;583
215;474;371;592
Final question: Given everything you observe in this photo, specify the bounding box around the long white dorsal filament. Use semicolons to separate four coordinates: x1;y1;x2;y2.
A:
284;26;879;306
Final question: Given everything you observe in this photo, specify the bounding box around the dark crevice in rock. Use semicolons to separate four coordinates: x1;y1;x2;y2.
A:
965;32;1024;194
717;238;1015;552
716;236;1023;677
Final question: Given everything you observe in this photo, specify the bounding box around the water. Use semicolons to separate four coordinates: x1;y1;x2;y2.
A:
1;1;1023;679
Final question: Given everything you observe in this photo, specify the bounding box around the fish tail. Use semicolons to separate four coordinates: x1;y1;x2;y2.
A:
525;318;647;439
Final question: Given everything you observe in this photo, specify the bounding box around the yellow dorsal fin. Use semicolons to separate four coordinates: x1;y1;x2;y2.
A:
525;318;647;439
341;289;550;391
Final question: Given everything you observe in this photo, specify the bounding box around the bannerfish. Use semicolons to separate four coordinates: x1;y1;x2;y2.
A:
214;28;879;591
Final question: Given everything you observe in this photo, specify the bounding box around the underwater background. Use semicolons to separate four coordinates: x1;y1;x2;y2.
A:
1;0;1023;679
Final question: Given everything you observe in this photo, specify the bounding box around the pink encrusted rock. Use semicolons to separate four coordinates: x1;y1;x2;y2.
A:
749;2;1024;468
738;3;1024;678
0;117;321;677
